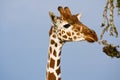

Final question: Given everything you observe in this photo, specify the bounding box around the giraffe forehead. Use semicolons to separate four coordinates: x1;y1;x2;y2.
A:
56;17;81;30
62;15;80;24
56;20;68;28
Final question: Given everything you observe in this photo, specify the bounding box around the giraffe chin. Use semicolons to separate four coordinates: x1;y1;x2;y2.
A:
85;37;98;43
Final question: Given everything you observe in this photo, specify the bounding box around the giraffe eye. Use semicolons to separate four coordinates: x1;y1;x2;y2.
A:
63;24;71;28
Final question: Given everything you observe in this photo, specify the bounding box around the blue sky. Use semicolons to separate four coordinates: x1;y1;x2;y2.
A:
0;0;120;80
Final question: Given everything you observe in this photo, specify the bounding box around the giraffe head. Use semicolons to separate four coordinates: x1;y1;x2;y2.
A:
49;6;98;43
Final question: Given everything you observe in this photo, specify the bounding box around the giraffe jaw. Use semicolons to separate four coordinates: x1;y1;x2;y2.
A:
85;35;98;43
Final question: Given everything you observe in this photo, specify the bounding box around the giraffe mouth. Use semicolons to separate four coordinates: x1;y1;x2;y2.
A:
85;36;98;43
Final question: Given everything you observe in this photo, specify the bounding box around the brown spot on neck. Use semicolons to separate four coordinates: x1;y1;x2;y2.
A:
55;43;58;47
58;78;61;80
53;50;57;57
63;35;67;39
50;58;55;68
59;51;61;56
49;46;52;53
56;67;61;75
52;34;56;38
57;59;60;66
51;39;55;45
72;32;74;35
48;72;56;80
49;26;53;36
73;36;77;40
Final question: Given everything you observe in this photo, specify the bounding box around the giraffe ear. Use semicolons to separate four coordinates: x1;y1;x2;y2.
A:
49;11;57;24
76;13;82;21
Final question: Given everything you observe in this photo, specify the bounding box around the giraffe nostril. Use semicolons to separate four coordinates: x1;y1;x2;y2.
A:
91;31;95;34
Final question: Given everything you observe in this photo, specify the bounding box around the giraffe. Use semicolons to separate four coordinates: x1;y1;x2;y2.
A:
46;6;98;80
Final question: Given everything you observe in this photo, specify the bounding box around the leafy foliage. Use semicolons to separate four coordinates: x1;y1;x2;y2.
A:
101;40;120;58
116;0;120;14
100;0;120;58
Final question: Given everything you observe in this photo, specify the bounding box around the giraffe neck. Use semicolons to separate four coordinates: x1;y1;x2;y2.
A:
46;33;64;80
